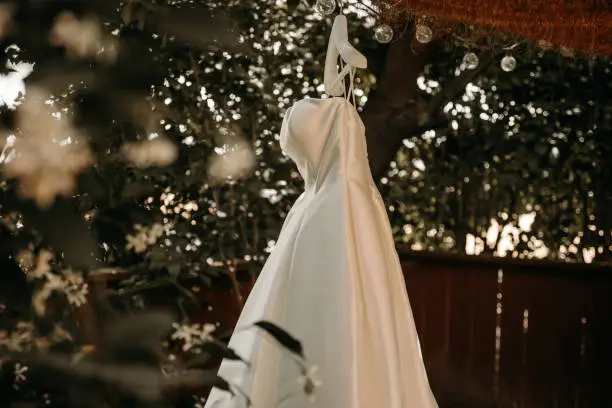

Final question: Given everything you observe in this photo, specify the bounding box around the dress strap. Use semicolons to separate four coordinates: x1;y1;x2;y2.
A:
327;62;351;98
326;61;357;106
347;66;356;106
340;54;346;100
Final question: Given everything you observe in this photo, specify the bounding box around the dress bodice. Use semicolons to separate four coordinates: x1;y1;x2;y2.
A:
280;95;369;192
280;56;372;191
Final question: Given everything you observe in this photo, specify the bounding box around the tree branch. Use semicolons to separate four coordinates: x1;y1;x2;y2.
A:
362;32;493;180
361;30;430;179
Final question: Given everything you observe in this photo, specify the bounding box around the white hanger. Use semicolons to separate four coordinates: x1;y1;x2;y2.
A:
324;14;367;96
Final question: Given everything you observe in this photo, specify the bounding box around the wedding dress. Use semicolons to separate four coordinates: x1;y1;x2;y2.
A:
205;15;438;408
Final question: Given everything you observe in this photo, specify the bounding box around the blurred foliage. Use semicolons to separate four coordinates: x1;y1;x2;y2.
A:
0;0;611;406
0;0;368;406
382;43;612;263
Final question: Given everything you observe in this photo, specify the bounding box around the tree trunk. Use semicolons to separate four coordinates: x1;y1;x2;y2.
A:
361;32;430;179
361;32;492;181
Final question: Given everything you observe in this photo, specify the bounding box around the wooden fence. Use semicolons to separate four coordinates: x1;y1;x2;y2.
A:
87;251;612;408
399;251;612;408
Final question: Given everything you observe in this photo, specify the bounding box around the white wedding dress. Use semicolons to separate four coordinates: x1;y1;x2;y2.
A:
205;25;438;408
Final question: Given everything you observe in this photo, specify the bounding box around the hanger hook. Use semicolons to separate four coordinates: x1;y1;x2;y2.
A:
336;0;344;13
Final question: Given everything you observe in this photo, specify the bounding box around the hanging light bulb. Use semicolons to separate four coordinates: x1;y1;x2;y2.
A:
463;52;479;70
374;24;393;44
415;24;433;44
500;55;517;72
315;0;336;15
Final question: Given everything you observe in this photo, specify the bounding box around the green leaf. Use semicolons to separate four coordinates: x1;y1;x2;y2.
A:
136;7;147;31
122;181;156;199
211;376;233;393
287;0;301;11
167;260;181;278
209;376;252;407
253;321;304;359
148;246;167;269
188;340;248;367
121;2;134;26
184;352;213;368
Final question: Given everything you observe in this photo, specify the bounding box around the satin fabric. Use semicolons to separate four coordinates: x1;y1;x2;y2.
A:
204;95;438;408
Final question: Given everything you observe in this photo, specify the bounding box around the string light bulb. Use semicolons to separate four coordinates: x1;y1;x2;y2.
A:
415;24;433;43
463;52;479;69
315;0;336;15
500;55;517;72
374;24;394;43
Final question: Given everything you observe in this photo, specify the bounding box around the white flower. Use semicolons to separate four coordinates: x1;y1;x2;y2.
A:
28;254;88;316
0;322;70;353
28;250;53;280
0;212;22;231
125;223;167;253
49;12;117;63
171;323;201;352
208;141;255;183
13;363;28;389
32;275;62;316
50;325;73;343
171;323;216;351
125;232;148;253
194;396;207;408
4;88;93;208
63;269;89;308
199;323;216;341
16;249;35;272
148;223;166;242
297;365;322;404
122;137;178;168
170;323;200;341
0;322;34;352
